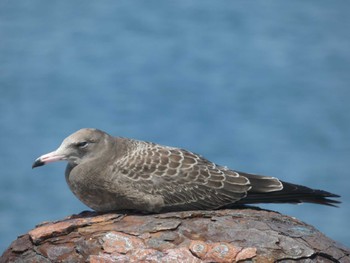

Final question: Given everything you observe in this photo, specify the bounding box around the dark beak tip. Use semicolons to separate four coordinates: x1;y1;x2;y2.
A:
32;159;45;169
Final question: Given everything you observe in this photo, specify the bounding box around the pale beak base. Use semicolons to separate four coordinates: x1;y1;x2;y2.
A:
32;151;65;169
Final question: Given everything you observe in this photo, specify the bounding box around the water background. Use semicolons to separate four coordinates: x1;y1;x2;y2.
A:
1;1;349;253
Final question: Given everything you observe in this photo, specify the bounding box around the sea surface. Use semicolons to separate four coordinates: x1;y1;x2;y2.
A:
1;1;349;253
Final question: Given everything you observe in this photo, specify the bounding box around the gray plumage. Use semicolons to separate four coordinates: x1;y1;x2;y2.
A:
32;128;340;212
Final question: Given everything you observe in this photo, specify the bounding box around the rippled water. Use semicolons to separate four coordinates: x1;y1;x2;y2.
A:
1;1;349;252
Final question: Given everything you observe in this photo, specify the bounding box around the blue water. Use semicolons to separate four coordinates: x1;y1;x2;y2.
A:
1;1;349;253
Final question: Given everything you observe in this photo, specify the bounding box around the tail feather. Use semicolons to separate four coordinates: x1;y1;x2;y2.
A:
236;180;341;207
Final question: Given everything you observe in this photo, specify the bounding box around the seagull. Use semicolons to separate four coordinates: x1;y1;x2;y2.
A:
32;128;340;212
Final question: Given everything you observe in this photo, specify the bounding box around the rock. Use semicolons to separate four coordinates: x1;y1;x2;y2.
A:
1;208;349;263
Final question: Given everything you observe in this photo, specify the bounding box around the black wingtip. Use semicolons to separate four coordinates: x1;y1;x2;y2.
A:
235;180;341;208
317;194;341;207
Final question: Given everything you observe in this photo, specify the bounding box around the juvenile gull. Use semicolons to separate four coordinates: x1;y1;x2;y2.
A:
32;128;340;212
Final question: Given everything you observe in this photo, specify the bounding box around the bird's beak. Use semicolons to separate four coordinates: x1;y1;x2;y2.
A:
32;150;66;168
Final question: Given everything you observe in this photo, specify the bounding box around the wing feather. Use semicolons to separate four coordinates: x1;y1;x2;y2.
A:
114;142;251;211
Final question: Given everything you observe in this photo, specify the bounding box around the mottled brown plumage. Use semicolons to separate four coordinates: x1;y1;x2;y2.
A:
32;128;340;212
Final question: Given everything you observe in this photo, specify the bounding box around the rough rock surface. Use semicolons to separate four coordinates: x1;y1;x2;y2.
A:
1;208;349;263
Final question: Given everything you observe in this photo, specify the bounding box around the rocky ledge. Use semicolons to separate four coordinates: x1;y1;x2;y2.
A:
1;208;349;263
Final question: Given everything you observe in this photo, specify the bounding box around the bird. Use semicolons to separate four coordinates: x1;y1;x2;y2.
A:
32;128;340;213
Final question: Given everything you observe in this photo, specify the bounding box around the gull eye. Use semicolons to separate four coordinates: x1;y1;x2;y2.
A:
76;141;89;148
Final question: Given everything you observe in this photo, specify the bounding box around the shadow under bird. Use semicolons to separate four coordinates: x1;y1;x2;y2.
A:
32;128;340;212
